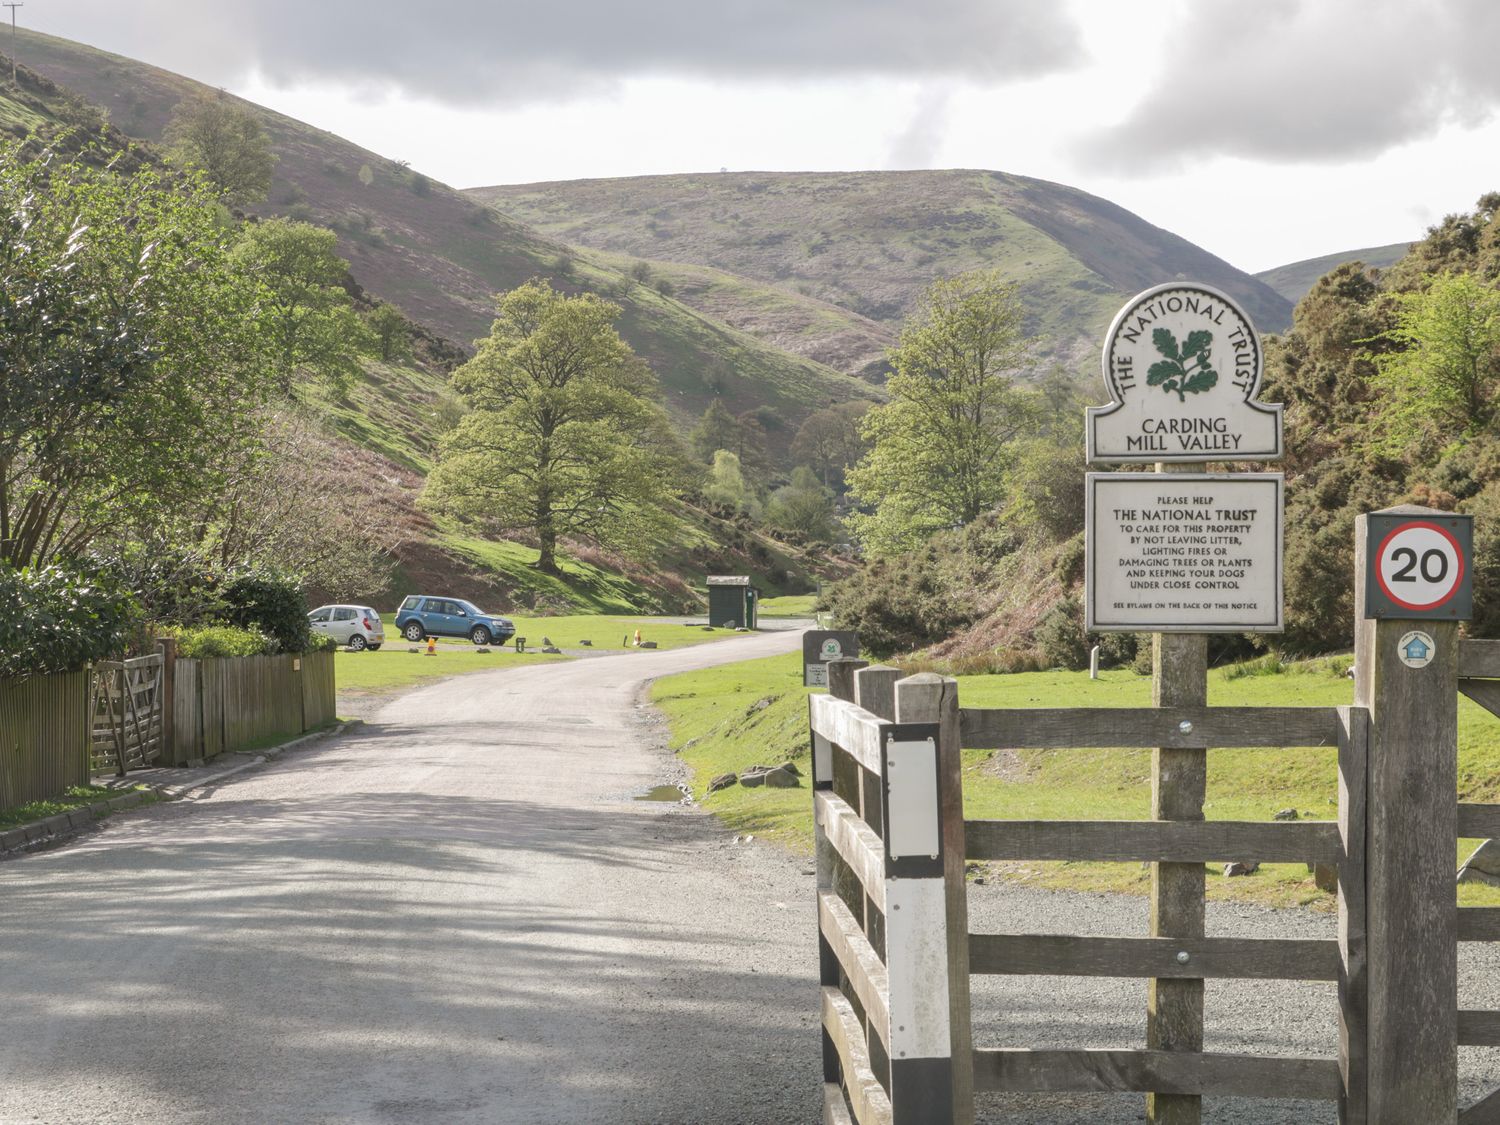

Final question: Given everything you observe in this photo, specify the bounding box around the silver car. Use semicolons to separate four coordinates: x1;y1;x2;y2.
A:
308;604;385;651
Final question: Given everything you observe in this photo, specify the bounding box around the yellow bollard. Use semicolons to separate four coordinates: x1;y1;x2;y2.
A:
426;636;436;656
633;628;642;647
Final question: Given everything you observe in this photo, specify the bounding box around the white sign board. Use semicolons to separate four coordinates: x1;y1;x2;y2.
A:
1088;283;1283;463
1086;473;1283;633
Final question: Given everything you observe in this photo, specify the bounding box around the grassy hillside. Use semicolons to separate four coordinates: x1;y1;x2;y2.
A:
8;28;877;456
1256;241;1413;303
470;170;1293;378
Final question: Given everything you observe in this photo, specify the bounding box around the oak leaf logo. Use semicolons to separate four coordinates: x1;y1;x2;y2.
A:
1147;328;1217;402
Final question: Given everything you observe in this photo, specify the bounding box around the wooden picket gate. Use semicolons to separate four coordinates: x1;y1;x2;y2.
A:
89;653;164;776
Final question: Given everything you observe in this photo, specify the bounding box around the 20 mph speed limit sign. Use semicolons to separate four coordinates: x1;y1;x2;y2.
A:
1365;512;1473;620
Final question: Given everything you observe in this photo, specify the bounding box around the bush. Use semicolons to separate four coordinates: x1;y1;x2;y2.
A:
167;625;271;659
0;565;138;677
1036;595;1089;671
822;544;976;657
308;632;337;653
222;570;311;653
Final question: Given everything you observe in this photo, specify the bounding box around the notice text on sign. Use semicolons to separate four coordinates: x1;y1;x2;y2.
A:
1086;473;1284;633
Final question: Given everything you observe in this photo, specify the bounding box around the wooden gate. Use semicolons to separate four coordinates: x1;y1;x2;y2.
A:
89;653;164;776
813;659;1367;1124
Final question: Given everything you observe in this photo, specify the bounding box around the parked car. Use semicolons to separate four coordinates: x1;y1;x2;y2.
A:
308;604;385;651
394;595;515;646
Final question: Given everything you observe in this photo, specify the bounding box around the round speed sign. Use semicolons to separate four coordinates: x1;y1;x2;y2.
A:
1375;520;1466;611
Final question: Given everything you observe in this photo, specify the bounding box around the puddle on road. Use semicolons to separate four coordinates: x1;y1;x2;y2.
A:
635;784;691;803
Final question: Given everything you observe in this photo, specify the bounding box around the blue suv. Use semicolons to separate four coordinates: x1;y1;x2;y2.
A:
395;595;516;646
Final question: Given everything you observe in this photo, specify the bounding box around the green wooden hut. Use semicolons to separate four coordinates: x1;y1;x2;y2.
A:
707;575;759;629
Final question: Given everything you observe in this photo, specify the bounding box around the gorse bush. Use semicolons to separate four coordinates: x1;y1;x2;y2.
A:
166;625;271;659
0;565;138;677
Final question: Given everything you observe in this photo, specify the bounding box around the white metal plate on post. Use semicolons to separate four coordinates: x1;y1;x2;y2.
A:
883;878;953;1059
885;737;940;859
1086;472;1283;633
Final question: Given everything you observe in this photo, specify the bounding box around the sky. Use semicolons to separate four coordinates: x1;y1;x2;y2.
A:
17;0;1500;273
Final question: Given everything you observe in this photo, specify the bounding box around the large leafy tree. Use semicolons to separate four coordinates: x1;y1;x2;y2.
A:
0;141;271;568
231;218;371;396
423;280;681;573
162;91;276;205
846;271;1039;556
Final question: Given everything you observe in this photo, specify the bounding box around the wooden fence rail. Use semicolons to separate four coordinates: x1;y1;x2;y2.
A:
0;669;90;809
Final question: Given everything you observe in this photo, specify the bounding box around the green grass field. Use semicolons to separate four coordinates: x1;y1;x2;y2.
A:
652;652;1500;910
757;595;818;618
335;646;568;696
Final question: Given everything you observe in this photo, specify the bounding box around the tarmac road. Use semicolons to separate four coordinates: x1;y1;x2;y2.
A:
0;628;822;1125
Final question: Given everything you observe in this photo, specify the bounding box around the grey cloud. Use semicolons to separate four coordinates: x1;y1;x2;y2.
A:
1075;0;1500;173
34;0;1083;105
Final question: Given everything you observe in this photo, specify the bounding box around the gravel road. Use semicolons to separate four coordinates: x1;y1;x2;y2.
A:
3;629;1498;1124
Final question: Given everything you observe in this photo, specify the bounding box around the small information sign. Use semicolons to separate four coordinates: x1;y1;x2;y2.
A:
1086;473;1283;633
1088;282;1283;464
1363;512;1472;620
803;631;859;687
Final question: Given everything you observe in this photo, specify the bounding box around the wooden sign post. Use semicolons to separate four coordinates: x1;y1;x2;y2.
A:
1145;464;1208;1125
1355;507;1462;1123
1087;283;1286;1125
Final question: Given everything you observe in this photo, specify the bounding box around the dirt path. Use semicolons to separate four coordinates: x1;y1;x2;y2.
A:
0;630;820;1125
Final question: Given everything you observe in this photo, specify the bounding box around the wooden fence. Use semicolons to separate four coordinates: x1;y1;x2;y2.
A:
168;650;335;765
0;669;90;809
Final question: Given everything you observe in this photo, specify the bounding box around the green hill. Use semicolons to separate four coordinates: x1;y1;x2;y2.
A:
8;28;877;457
1256;241;1414;304
469;170;1294;377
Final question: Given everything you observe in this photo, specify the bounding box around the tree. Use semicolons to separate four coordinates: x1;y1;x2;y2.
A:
366;302;413;364
766;466;838;541
423;280;681;573
1370;271;1500;449
162;91;276;205
0;140;271;568
232;218;372;396
703;450;759;516
689;399;768;474
791;400;871;490
846;271;1040;556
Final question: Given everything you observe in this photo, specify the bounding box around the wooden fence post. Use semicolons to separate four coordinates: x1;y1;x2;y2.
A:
895;672;973;1125
157;636;177;765
1354;508;1457;1123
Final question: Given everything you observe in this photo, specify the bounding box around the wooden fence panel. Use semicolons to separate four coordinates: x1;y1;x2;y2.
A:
0;670;90;809
169;652;333;763
171;659;201;764
302;651;335;729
